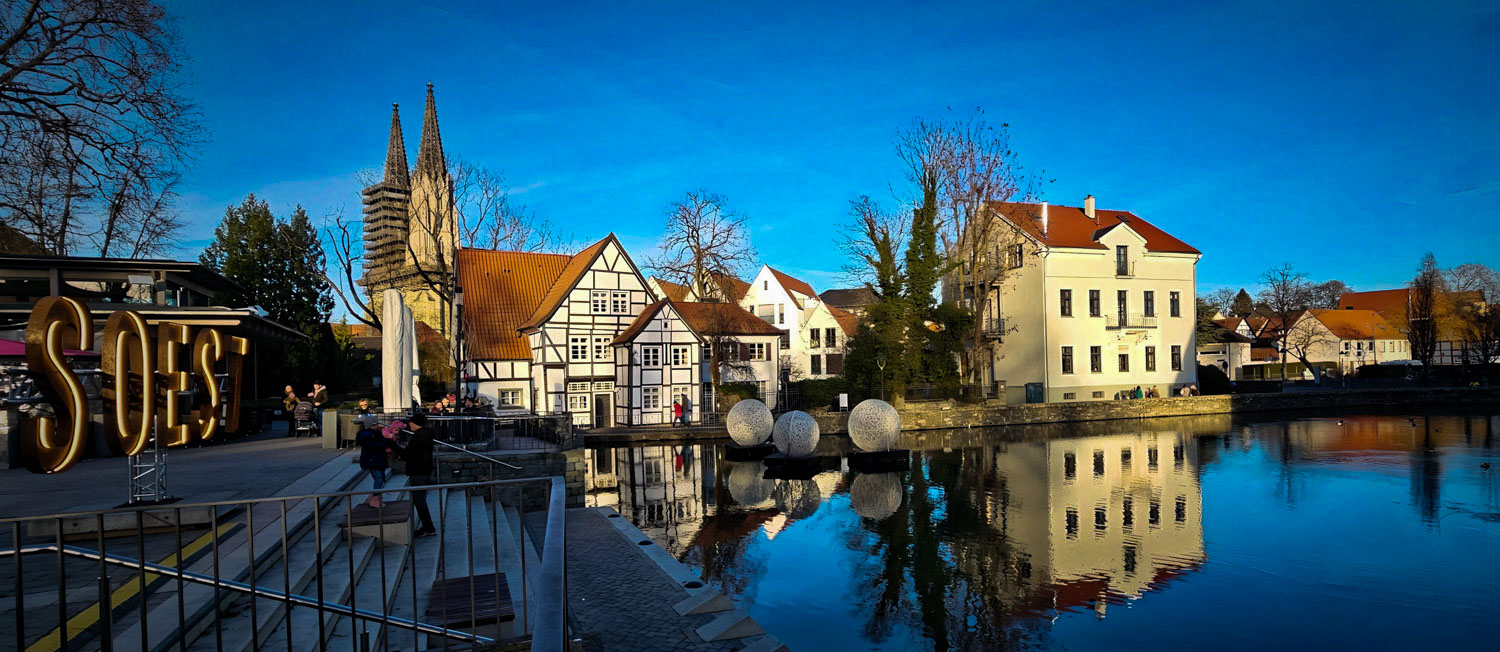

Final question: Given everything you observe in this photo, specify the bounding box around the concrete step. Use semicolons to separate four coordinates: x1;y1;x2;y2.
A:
501;503;542;637
491;498;528;639
740;634;790;652
116;453;367;652
385;489;447;652
324;543;409;651
673;588;734;616
184;500;349;652
258;535;377;650
694;608;764;642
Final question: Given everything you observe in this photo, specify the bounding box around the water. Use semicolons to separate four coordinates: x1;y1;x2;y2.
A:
584;410;1500;650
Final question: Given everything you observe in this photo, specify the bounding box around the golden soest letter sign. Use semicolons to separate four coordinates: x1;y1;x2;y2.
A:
21;296;250;474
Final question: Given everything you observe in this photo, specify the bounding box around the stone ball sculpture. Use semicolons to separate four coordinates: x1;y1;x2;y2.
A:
727;462;774;507
849;473;903;521
772;410;820;457
848;399;901;452
726;399;774;447
773;478;822;519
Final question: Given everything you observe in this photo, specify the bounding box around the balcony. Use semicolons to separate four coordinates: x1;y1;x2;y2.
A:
1106;313;1157;330
982;317;1007;338
1115;261;1135;277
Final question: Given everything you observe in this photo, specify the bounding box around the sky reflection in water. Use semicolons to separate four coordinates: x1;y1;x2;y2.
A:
585;411;1500;650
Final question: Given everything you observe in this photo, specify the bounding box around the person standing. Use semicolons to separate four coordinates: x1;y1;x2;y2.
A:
309;381;329;428
354;415;395;507
282;385;299;435
671;399;683;428
401;414;438;537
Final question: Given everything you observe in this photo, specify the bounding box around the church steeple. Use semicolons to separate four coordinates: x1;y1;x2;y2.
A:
383;103;410;188
414;82;446;178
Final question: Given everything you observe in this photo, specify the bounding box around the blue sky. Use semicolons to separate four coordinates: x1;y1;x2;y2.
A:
166;0;1499;297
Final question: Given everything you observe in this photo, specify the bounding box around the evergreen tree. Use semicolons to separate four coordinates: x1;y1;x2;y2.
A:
1230;288;1255;316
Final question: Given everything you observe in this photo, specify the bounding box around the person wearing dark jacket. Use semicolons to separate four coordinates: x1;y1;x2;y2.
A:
354;415;396;508
401;413;438;536
282;386;299;434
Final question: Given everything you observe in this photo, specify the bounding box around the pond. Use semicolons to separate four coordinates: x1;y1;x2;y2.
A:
584;409;1500;650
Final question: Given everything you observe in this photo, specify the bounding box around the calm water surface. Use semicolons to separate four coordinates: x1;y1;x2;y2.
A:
585;410;1500;650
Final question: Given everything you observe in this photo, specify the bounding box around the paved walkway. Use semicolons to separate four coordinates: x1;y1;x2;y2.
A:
0;422;342;520
546;508;744;652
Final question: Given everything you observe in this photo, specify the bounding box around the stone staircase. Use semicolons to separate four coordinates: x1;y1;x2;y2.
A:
13;452;537;652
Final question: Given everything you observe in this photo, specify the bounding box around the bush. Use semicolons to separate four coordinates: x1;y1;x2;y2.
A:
716;382;758;410
1196;364;1230;395
791;377;851;409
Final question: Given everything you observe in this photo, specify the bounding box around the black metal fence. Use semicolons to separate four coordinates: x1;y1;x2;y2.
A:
903;383;1000;402
0;476;569;651
335;410;578;453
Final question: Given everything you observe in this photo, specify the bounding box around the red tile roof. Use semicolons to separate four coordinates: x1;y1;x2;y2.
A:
767;266;817;307
991;202;1200;255
517;235;617;331
1309;308;1401;340
457;248;572;360
612;299;670;344
653;278;691;302
711;273;751;303
674;302;784;337
827;305;858;336
1338;289;1409;316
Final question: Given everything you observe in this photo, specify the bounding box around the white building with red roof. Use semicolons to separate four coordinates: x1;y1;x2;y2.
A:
944;196;1201;402
739;264;858;380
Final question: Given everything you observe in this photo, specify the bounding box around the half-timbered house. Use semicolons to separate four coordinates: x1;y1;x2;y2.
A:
610;300;704;426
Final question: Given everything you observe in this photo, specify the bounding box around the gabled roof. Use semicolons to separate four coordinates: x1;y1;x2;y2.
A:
457;248;572;360
711;273;751;303
674;302;784;338
990;202;1200;255
612;299;671;344
516;234;620;331
766;266;817;307
1215;317;1244;333
652;277;691;302
819;287;877;309
1308;308;1401;340
1338;289;1409;316
827;305;858;336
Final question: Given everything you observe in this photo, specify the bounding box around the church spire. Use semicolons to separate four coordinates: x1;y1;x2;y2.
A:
383;103;410;188
414;82;446;178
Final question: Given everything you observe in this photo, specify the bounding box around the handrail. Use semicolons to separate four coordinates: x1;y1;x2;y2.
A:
532;477;569;652
434;439;523;470
0;477;546;525
0;543;495;645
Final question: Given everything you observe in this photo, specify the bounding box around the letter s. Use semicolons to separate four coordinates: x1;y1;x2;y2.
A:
21;297;93;474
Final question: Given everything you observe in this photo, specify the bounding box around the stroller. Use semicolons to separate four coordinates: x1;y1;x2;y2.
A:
292;401;319;437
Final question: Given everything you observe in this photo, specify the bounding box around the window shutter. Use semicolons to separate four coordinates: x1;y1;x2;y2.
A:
740;343;750;360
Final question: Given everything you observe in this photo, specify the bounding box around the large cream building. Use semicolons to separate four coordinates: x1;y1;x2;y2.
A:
361;83;459;334
945;197;1201;402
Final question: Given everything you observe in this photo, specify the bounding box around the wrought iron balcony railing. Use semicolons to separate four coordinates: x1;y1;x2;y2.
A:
1106;313;1157;329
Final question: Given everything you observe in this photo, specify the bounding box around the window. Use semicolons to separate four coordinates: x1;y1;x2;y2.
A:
1115;245;1129;275
763;280;769;290
593;336;611;361
1344;341;1351;351
643;387;660;409
567;381;591;392
825;327;837;348
777;306;785;325
569;337;589;361
1175;496;1187;523
1118;353;1130;372
1171;345;1182;371
1144;291;1155;317
1010;243;1024;268
1170;291;1181;317
1089;290;1101;317
1124;545;1138;574
499;390;521;406
1064;452;1077;480
1145;346;1156;372
641;346;661;367
567;394;589;411
1092;391;1104;398
1094;506;1107;532
1090;346;1102;373
1063;392;1076;400
1121;448;1132;470
1123;497;1135;528
748;342;768;361
1060;289;1073;317
1061;346;1074;374
671;345;690;366
1117;290;1128;319
1065;508;1079;538
810;329;821;349
778;330;790;350
1149;498;1160;525
1093;450;1104;477
643;458;663;484
810;355;822;375
611;291;629;314
591;291;609;313
1148;446;1159;471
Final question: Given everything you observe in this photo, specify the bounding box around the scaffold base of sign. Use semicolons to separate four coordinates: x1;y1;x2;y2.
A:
725;442;776;461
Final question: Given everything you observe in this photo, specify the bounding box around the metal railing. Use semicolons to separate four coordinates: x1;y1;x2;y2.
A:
1106;313;1158;329
1116;261;1135;277
0;476;568;651
435;438;523;470
982;317;1007;337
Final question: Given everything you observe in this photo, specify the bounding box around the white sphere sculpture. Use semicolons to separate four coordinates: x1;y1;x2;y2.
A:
773;479;822;519
848;399;901;452
726;399;774;446
727;462;774;507
849;473;903;521
772;411;820;457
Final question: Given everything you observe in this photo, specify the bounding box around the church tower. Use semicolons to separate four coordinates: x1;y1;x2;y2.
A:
360;84;459;336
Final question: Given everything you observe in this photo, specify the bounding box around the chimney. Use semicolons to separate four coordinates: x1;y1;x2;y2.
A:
1040;202;1049;236
1084;195;1096;220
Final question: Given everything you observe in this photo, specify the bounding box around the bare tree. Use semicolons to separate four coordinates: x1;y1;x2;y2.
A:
647;190;756;302
838;195;906;295
1203;288;1238;316
898;111;1038;385
1257;263;1314;380
1308;279;1351;309
1280;313;1337;383
451;159;565;252
1407;253;1444;369
1446;262;1500;301
1457;304;1500;379
322;208;381;329
0;0;201;256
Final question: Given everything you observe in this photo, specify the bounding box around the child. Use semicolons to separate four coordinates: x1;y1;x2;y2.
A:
355;415;398;507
